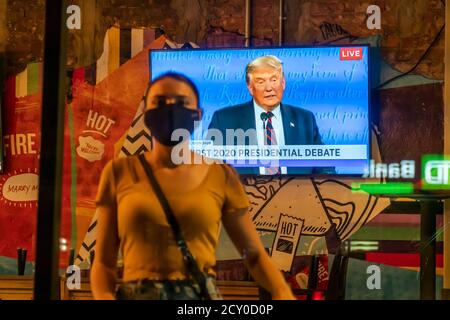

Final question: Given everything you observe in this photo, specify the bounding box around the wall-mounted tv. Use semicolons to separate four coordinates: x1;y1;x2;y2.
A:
149;45;370;176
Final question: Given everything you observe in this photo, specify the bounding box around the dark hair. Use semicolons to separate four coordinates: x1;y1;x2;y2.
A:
144;72;200;108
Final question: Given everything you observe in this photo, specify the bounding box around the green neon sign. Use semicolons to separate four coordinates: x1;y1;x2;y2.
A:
422;155;450;190
351;182;414;195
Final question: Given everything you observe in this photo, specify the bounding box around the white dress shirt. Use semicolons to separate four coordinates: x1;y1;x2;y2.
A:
253;101;287;174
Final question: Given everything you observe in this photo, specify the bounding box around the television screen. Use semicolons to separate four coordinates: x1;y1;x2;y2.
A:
149;45;370;175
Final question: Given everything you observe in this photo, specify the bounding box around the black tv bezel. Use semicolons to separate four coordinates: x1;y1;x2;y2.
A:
148;44;372;179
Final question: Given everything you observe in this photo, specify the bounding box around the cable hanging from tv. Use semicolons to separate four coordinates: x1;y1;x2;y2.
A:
375;22;445;90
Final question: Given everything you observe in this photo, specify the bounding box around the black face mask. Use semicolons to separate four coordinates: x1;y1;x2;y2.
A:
144;102;201;146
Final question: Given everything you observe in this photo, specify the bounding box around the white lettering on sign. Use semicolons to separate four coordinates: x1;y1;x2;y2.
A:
367;5;381;30
366;265;381;290
362;160;415;179
66;265;81;290
342;50;360;58
66;5;81;30
86;110;115;136
3;134;37;156
340;48;363;61
424;160;450;185
317;260;329;282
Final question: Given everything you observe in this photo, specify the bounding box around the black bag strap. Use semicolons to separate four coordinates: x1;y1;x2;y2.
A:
137;154;211;300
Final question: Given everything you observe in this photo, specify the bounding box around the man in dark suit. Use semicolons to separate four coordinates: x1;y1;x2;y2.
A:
207;55;333;174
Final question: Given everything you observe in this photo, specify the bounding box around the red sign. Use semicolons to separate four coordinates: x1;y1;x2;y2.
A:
340;47;363;60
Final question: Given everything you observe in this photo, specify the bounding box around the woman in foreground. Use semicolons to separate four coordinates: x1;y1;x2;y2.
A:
91;73;295;300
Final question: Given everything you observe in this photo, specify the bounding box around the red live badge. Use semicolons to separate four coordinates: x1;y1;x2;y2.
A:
340;47;363;60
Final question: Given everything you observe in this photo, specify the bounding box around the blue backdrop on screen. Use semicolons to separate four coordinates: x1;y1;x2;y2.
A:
150;46;370;174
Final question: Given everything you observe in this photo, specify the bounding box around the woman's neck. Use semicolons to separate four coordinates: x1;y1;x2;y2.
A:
149;139;194;169
149;142;176;169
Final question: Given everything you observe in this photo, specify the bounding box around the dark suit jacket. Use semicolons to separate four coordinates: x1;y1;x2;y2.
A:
207;100;334;174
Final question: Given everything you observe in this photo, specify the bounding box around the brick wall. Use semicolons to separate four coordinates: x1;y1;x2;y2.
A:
3;0;46;73
283;0;444;80
1;0;444;79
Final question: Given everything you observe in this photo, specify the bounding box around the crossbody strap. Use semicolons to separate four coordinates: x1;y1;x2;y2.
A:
138;154;183;242
137;154;211;299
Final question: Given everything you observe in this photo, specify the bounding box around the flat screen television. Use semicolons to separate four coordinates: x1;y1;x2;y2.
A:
149;45;370;176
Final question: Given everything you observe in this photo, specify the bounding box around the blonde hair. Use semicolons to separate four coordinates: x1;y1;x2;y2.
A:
245;55;284;84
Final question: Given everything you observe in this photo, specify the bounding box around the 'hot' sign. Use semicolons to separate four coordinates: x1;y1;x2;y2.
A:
340;47;363;60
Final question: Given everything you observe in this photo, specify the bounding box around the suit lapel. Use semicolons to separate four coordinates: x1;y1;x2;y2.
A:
240;100;256;131
238;100;257;145
280;104;296;145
